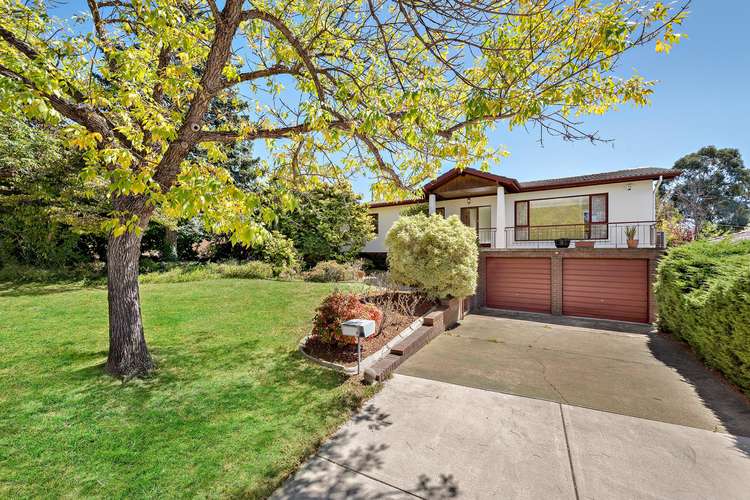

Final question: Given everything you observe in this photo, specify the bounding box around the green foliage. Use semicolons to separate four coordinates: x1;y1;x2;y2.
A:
663;146;750;233
386;214;478;299
278;184;373;265
654;240;750;394
0;0;687;234
304;260;364;283
139;260;275;284
255;231;301;273
0;115;108;268
0;279;375;498
311;291;383;345
400;203;429;217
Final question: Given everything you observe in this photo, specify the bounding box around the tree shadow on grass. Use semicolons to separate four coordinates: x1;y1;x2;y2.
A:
647;331;750;457
0;280;105;298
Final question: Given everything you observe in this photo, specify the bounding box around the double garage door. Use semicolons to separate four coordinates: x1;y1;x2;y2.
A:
485;257;649;323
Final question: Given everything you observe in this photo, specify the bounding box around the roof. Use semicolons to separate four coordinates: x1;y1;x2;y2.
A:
421;167;521;193
367;166;681;208
518;167;682;192
368;197;426;209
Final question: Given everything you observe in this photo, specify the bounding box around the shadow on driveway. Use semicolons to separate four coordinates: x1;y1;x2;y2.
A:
396;310;750;448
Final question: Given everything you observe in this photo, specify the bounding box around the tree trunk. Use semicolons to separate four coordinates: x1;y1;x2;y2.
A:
164;227;178;261
105;228;154;378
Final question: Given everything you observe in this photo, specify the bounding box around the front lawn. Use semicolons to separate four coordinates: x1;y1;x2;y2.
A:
0;279;375;498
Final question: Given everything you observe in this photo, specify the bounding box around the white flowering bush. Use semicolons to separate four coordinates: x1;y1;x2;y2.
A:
386;214;478;299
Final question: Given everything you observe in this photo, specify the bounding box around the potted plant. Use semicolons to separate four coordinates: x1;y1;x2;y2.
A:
625;226;639;248
554;238;571;248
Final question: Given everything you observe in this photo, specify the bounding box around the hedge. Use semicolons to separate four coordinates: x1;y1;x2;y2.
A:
654;239;750;394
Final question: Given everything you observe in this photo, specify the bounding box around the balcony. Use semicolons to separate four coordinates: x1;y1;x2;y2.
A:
476;221;665;249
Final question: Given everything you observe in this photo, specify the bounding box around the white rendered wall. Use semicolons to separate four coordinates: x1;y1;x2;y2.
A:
363;180;655;252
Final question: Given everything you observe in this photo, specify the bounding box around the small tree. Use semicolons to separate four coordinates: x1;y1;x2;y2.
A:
386;214;478;299
278;183;373;265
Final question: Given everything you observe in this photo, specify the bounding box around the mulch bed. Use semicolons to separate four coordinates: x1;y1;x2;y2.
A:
302;292;434;366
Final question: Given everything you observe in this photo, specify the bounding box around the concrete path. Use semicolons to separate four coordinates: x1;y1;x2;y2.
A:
273;375;750;499
397;311;750;436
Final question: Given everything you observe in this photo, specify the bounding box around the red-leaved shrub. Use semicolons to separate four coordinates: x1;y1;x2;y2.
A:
311;291;383;345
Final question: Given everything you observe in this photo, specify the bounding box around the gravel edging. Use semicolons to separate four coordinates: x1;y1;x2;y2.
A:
298;309;433;376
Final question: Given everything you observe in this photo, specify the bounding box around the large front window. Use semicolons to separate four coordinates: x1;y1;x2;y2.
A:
515;194;608;241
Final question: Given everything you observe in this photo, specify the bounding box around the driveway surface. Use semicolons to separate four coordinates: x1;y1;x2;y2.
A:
275;312;750;499
398;310;750;436
274;375;750;499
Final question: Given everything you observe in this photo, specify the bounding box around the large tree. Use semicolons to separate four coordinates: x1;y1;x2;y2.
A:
0;0;687;378
664;146;750;234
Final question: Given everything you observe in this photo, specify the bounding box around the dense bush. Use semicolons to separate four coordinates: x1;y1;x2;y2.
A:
0;115;108;268
139;260;275;284
278;183;374;265
255;231;301;273
311;292;383;345
304;260;364;282
386;214;478;299
655;239;750;394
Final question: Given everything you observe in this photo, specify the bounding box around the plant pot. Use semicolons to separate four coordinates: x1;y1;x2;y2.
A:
554;238;571;248
627;239;639;248
575;240;595;248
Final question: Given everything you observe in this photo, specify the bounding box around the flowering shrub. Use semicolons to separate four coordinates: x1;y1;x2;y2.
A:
386;214;478;299
311;292;383;345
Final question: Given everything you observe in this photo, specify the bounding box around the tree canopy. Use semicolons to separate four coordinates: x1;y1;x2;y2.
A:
664;146;750;234
0;0;687;237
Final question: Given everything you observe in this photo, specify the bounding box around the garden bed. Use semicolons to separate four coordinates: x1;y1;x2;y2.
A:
301;291;434;367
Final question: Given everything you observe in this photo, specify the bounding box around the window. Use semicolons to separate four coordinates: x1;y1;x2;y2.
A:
514;194;608;241
460;206;493;245
436;207;446;218
370;213;379;236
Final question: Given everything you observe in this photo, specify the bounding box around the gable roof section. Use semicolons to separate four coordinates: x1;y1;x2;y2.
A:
368;166;680;208
518;167;681;192
422;167;522;194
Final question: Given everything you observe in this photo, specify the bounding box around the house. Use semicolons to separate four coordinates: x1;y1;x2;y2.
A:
363;166;681;324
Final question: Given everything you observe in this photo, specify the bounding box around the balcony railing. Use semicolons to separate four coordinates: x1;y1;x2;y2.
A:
501;221;664;249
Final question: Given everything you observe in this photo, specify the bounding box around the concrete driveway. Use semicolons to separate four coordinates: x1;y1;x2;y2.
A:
274;312;750;499
398;310;750;436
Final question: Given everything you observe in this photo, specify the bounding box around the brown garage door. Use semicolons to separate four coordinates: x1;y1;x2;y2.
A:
563;259;648;323
486;257;551;313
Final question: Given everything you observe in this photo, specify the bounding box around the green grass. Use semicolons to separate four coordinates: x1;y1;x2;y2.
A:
0;279;376;498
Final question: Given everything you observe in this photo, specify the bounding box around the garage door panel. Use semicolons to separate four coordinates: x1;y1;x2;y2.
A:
486;257;551;313
563;259;648;323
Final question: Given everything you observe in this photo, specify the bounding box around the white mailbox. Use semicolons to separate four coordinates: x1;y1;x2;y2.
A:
341;319;377;339
341;319;377;375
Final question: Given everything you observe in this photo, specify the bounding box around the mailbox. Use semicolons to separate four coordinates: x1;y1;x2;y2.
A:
341;319;376;339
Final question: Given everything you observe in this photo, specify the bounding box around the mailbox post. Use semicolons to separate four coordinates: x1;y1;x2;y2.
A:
341;319;376;374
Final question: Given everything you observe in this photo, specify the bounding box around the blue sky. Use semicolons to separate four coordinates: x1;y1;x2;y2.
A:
51;2;749;200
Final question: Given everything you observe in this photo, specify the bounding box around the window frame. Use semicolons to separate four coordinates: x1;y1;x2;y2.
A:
436;207;446;218
514;193;609;241
370;213;379;236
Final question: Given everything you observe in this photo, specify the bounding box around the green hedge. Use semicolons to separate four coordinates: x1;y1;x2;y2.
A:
654;239;750;394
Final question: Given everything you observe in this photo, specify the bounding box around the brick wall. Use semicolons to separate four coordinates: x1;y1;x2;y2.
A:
477;248;664;323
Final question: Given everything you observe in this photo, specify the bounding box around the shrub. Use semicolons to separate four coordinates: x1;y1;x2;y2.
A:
304;260;364;282
277;183;374;265
386;214;478;299
311;292;383;345
256;231;301;274
654;239;750;394
214;261;274;280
